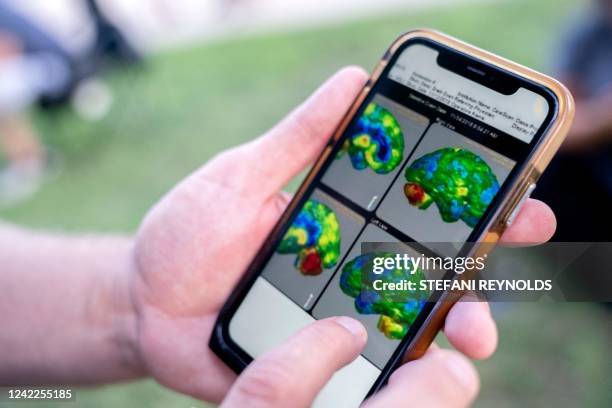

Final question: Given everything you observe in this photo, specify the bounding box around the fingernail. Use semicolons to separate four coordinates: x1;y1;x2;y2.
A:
335;317;367;339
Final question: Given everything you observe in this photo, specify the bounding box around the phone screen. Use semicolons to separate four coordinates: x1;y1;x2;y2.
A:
224;39;556;406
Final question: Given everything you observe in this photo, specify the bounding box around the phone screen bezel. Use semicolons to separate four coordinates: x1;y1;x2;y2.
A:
210;35;560;399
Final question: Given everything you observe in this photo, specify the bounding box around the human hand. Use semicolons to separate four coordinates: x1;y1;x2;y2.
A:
220;316;479;408
127;67;556;402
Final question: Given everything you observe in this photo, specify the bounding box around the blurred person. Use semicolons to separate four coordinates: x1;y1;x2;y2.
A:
0;0;141;205
534;0;612;242
0;0;75;104
0;0;73;205
0;68;559;407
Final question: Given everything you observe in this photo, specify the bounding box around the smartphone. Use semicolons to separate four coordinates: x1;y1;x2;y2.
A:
210;29;574;407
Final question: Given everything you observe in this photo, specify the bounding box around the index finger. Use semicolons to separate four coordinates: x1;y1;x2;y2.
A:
500;198;556;245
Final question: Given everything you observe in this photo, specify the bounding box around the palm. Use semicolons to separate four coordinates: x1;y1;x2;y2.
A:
132;146;292;401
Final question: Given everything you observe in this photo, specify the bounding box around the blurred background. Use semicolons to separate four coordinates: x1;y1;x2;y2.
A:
0;0;610;407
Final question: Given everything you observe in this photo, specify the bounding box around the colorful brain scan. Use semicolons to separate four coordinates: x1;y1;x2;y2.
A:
277;199;341;276
337;102;405;174
339;253;427;340
404;147;500;228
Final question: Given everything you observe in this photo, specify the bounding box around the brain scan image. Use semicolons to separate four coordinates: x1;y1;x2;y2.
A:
337;102;405;174
403;147;500;228
277;199;341;276
339;252;427;340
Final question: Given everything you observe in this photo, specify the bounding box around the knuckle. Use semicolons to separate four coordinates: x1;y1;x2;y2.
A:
232;358;293;406
272;192;292;216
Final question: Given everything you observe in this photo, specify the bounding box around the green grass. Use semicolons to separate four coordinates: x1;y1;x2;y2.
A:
2;0;610;407
0;0;585;231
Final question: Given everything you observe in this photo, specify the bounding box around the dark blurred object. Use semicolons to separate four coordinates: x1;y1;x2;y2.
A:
534;0;612;242
84;0;141;67
536;154;611;241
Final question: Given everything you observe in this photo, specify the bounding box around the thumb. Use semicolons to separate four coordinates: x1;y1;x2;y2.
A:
247;66;368;196
364;349;480;408
221;317;367;408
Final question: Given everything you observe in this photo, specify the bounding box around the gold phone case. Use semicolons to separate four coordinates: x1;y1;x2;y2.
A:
271;29;575;361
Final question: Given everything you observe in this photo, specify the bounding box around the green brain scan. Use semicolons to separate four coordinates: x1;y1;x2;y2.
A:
339;252;427;340
337;102;405;174
404;147;500;228
277;199;341;276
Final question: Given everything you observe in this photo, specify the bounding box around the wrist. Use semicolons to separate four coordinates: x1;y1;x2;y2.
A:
109;238;147;379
